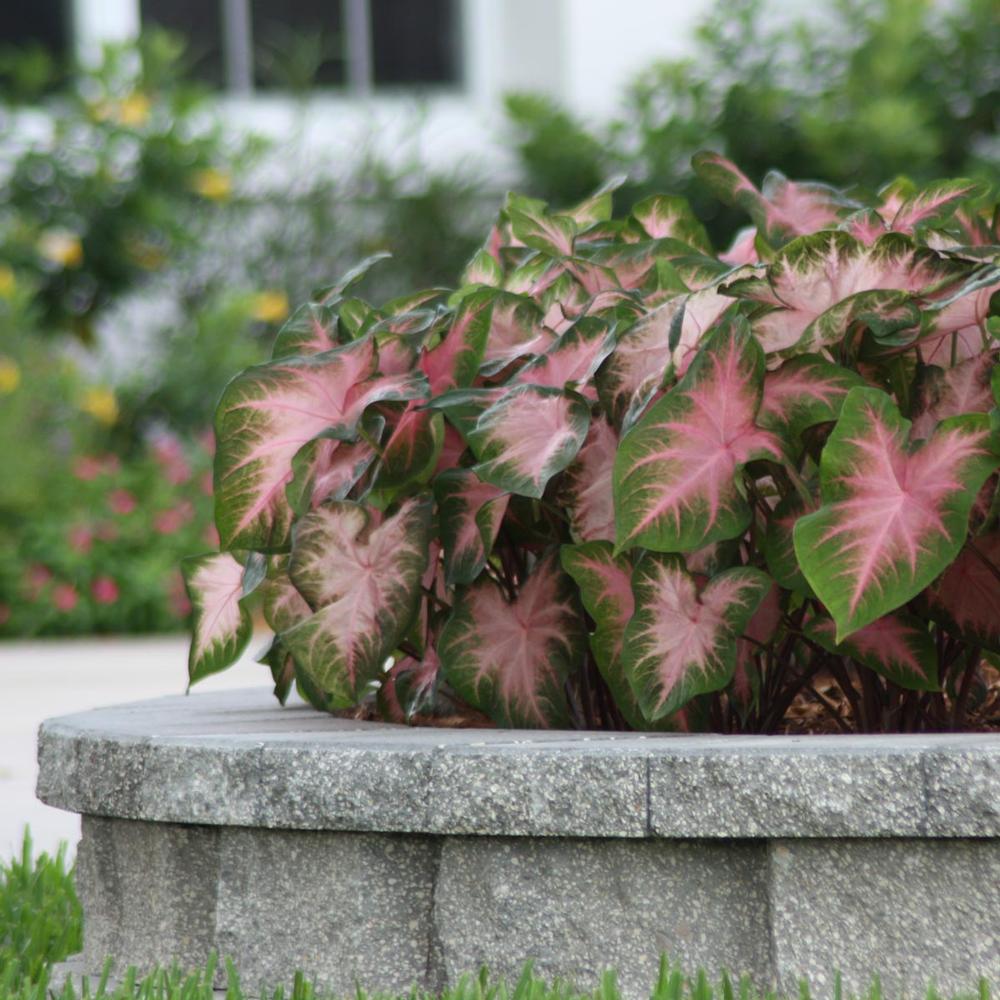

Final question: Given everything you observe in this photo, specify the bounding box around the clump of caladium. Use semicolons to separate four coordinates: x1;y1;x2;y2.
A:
186;156;1000;733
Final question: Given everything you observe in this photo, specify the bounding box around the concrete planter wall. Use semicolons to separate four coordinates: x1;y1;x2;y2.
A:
37;689;1000;998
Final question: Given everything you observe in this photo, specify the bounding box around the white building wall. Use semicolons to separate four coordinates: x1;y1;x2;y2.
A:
559;0;714;119
65;0;714;173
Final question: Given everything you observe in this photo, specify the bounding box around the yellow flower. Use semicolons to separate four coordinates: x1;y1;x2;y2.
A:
191;168;232;201
250;290;290;324
87;100;114;123
125;237;167;271
80;387;119;425
0;357;20;394
0;265;15;299
116;92;151;127
39;230;83;269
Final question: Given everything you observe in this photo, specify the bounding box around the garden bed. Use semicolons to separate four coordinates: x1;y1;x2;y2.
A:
37;689;1000;999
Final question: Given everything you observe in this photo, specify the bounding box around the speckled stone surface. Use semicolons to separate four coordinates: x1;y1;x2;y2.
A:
214;827;440;995
76;816;220;974
37;689;1000;998
36;688;1000;838
434;837;772;997
769;838;1000;996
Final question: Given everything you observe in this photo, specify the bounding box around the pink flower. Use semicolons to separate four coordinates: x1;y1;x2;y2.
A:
72;456;103;481
154;501;194;535
73;454;121;480
151;432;191;484
68;525;94;553
200;471;214;497
154;509;183;534
91;576;120;605
52;583;79;612
108;489;137;515
25;564;52;597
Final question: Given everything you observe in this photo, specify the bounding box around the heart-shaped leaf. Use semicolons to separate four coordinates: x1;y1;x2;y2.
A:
184;552;253;685
214;337;426;550
794;387;999;640
438;553;585;727
804;612;938;691
622;555;771;721
281;498;432;706
468;384;591;498
614;321;782;553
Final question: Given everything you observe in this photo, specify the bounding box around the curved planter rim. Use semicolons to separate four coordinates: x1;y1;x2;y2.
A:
37;687;1000;839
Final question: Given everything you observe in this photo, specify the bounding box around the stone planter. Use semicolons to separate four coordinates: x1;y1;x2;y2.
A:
37;689;999;998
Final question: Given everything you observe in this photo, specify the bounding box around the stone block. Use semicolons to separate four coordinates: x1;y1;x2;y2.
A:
649;742;927;838
214;827;440;995
434;836;772;998
768;838;1000;997
76;816;220;973
427;748;648;838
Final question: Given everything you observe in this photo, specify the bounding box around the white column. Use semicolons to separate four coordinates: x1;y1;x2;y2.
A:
462;0;565;112
73;0;141;64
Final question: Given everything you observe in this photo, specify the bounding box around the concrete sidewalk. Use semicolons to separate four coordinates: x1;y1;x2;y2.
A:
0;634;272;859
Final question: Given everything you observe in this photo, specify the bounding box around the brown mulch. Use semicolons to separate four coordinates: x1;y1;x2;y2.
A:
332;665;1000;734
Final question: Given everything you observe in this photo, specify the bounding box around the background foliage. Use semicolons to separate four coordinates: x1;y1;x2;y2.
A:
0;35;486;637
507;0;1000;241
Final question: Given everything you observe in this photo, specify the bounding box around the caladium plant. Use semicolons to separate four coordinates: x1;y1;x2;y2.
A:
187;156;1000;733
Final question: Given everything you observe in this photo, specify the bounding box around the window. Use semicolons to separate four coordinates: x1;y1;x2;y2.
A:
0;0;71;83
140;0;460;94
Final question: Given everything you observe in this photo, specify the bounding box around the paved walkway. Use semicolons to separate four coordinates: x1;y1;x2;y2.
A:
0;634;272;860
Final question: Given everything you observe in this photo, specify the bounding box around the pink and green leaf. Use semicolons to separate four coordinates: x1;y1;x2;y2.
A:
285;416;382;514
282;498;432;706
272;302;338;359
693;153;850;245
480;294;552;375
598;296;683;426
513;316;617;391
614;321;783;553
461;249;504;288
435;469;510;586
561;541;656;730
184;552;253;685
260;569;312;633
214;338;426;550
804;612;938;691
438;553;585;727
764;491;817;594
467;385;591;498
420;288;495;393
621;555;771;720
377;408;444;489
887;178;986;235
729;232;966;355
758;355;866;452
561;416;618;543
631;195;712;252
507;195;577;257
793;387;1000;640
925;533;1000;651
911;353;997;440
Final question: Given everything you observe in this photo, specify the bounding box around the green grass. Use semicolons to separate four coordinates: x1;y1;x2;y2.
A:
0;830;993;1000
0;829;82;987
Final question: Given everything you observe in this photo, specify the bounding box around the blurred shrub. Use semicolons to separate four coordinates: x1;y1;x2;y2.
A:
0;31;490;637
0;31;252;343
506;0;1000;240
